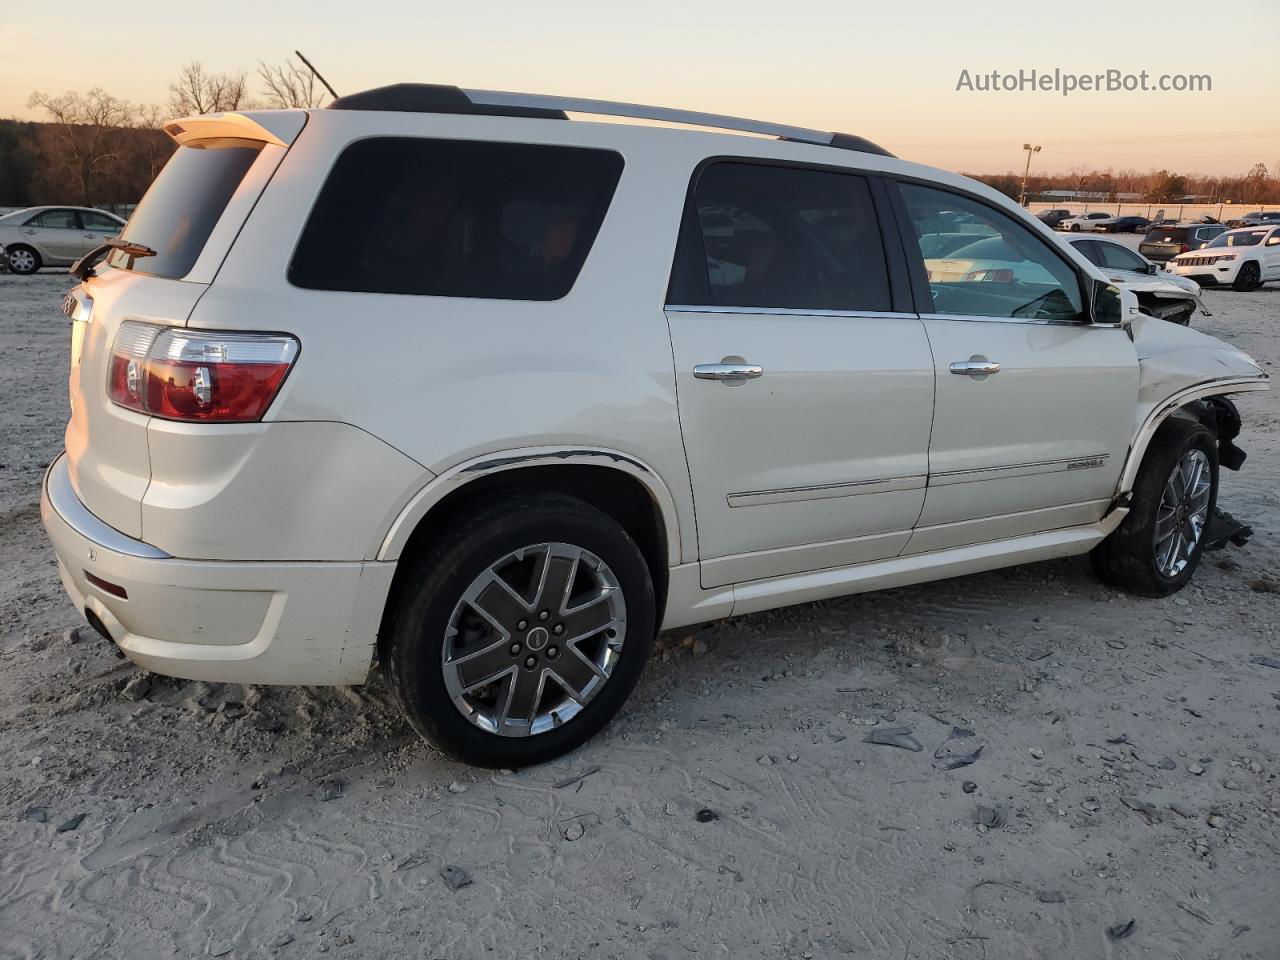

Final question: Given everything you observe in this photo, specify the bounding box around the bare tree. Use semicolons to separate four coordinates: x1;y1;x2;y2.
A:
258;56;329;108
26;88;135;205
129;103;177;183
168;62;250;116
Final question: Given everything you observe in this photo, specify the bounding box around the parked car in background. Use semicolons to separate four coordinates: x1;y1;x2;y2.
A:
0;206;125;274
1225;211;1280;229
1093;215;1152;234
41;86;1269;767
1139;222;1227;262
1058;211;1113;231
1036;208;1072;228
1066;234;1203;325
1168;225;1280;291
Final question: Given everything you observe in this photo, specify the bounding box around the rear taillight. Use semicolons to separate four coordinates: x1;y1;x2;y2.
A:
1178;243;1190;253
108;322;299;423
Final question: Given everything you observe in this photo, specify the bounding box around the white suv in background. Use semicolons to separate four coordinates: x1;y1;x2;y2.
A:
1168;225;1280;291
42;86;1268;767
1058;211;1112;231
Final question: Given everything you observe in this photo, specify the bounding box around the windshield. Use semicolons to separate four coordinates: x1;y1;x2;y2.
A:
1207;230;1266;248
110;140;263;279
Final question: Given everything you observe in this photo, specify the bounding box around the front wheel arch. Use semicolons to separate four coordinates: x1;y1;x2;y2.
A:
5;244;41;274
1115;382;1266;498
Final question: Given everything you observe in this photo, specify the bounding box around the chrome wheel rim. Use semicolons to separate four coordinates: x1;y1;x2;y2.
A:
1154;449;1211;577
443;542;626;737
9;250;34;272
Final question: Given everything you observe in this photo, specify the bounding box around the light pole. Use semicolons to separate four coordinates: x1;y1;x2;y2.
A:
1019;143;1041;207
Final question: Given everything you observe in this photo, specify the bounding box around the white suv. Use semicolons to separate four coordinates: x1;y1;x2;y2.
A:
41;85;1269;767
1167;225;1280;291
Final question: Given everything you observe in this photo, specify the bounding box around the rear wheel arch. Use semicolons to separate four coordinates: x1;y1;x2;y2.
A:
377;454;677;658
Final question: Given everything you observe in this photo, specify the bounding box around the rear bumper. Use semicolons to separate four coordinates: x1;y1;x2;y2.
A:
40;452;395;685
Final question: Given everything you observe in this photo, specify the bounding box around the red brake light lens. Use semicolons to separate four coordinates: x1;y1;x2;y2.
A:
108;322;299;422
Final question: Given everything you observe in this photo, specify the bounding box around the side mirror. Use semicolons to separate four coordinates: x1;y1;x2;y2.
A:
1090;279;1129;326
1144;262;1160;275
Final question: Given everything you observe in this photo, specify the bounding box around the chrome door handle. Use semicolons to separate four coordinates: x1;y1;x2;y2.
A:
949;358;1001;379
693;362;763;382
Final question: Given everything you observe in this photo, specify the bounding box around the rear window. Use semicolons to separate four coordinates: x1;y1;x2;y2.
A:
1144;228;1188;243
111;140;263;279
289;138;624;300
667;161;891;312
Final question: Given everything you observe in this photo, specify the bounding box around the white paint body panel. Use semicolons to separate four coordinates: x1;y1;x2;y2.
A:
40;102;1270;686
915;318;1138;549
666;309;933;586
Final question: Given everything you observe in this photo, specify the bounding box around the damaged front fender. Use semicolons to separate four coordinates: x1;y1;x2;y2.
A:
1115;315;1269;496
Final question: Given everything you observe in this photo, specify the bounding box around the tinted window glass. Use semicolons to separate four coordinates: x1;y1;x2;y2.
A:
112;141;263;279
668;162;891;311
1071;239;1104;266
1207;230;1266;248
29;209;78;229
899;183;1083;322
82;211;122;231
290;138;623;300
1095;241;1147;271
1145;227;1188;243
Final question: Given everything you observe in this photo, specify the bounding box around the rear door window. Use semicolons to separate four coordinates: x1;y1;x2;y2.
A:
667;161;891;311
111;140;264;279
290;138;624;300
81;211;122;232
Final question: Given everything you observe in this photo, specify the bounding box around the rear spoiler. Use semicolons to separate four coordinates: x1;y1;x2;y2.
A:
162;110;307;148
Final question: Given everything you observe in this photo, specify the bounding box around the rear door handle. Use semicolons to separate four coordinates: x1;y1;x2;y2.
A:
949;358;1001;379
693;362;764;383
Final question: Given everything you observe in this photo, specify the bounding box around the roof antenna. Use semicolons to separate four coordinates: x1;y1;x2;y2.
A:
294;50;339;101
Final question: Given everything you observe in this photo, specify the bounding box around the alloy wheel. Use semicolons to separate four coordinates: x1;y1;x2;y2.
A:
442;542;626;737
1153;448;1211;577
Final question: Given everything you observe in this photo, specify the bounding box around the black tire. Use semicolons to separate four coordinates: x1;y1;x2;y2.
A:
384;493;655;767
1091;417;1217;597
1232;261;1261;292
5;245;41;275
1070;223;1081;232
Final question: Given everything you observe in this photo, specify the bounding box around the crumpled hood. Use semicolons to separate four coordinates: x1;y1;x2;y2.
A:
1131;313;1268;419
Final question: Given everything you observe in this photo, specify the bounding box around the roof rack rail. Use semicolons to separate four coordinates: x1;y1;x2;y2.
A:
327;84;895;158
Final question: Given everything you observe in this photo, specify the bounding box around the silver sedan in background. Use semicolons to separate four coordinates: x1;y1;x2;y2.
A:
0;206;125;275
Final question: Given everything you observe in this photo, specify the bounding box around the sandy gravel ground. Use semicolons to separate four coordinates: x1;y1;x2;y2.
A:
1;265;1278;960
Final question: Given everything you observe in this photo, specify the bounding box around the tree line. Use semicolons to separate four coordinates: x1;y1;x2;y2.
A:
5;64;1278;209
970;163;1280;205
0;58;330;208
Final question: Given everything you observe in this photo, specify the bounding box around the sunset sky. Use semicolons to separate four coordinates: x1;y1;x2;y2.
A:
4;0;1278;177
